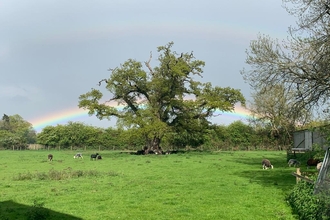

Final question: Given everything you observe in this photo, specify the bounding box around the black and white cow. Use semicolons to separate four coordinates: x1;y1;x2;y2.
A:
288;159;300;167
90;153;99;160
48;154;53;161
74;153;83;159
262;159;273;169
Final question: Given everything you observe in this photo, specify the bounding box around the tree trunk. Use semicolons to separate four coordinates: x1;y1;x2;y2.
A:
145;136;162;154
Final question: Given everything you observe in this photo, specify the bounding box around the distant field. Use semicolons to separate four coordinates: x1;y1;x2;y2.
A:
0;150;298;219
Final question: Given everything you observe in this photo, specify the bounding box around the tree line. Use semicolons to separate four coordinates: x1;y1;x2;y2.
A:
0;114;299;151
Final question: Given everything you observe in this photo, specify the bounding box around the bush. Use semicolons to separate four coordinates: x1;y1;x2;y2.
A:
316;188;330;220
287;180;330;220
13;172;33;181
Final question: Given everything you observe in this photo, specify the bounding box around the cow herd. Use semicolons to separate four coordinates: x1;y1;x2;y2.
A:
47;153;103;161
262;158;324;171
48;153;324;171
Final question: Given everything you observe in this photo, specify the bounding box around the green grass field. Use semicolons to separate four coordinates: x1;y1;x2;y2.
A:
0;150;299;219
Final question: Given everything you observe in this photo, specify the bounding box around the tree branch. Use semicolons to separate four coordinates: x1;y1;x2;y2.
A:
144;51;154;75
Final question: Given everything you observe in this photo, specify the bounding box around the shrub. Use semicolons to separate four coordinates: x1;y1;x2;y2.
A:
316;188;330;220
71;170;84;178
12;169;110;181
13;172;33;181
35;172;48;180
48;169;64;180
287;180;330;220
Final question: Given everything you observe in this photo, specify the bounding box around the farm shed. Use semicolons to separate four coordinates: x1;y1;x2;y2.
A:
293;129;328;153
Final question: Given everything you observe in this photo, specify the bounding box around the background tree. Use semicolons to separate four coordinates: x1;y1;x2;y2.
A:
226;121;254;150
209;124;231;150
79;42;245;153
241;1;330;114
37;125;62;149
247;85;311;148
1;114;11;131
0;114;36;149
64;122;96;150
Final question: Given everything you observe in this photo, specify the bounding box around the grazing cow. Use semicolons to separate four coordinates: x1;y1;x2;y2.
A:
135;150;145;155
90;153;99;160
262;159;273;169
288;159;300;167
74;153;83;159
48;154;53;161
96;155;102;160
317;162;323;171
307;158;321;169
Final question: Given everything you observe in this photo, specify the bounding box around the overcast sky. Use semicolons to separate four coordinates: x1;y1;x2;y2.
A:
0;0;296;132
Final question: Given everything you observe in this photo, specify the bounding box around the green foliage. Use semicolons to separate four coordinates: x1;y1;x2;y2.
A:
79;42;245;151
35;118;295;151
168;130;206;149
37;122;125;150
287;180;330;220
226;121;254;149
317;191;330;220
312;144;326;160
0;114;36;149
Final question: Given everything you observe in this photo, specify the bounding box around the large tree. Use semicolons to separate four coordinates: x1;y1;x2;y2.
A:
0;114;36;149
241;0;330;113
79;42;245;153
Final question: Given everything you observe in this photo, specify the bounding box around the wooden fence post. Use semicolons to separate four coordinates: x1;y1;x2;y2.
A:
296;168;301;184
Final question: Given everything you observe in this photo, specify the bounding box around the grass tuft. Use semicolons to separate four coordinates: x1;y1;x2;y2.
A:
12;168;118;181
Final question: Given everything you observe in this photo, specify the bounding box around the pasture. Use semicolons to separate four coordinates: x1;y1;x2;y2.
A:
0;150;298;219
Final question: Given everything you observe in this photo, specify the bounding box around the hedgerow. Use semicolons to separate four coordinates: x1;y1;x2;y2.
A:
287;180;330;220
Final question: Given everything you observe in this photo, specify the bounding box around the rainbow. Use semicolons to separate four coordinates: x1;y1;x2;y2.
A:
216;105;252;120
30;108;91;132
30;105;252;133
38;18;289;48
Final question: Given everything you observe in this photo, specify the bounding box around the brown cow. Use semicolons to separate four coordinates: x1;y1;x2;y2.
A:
307;158;321;169
48;154;53;161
